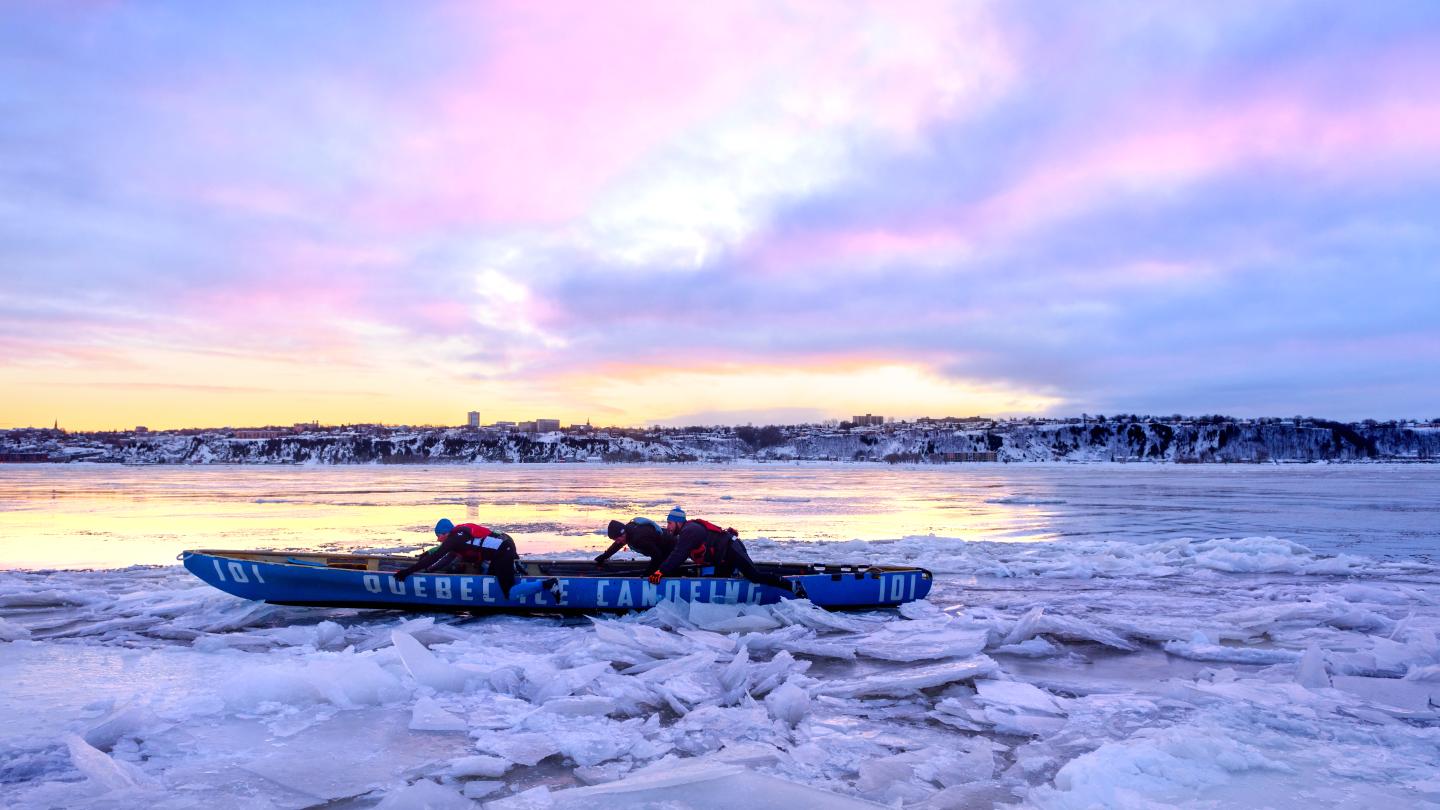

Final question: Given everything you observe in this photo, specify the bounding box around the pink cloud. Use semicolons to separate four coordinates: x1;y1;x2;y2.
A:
739;46;1440;277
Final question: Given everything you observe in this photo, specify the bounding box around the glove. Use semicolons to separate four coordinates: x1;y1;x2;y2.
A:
593;554;608;567
648;571;663;585
393;570;410;582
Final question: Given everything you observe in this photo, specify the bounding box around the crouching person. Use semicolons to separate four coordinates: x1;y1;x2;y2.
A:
394;518;554;600
595;516;675;575
648;507;801;596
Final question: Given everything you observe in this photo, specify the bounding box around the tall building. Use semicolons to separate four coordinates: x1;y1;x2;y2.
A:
467;411;480;428
852;413;885;426
536;418;560;433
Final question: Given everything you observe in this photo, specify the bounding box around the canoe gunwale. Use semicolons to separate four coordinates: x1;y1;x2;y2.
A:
181;548;933;580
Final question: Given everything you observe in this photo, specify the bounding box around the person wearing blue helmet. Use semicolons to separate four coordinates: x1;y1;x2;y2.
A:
396;517;556;600
651;506;802;596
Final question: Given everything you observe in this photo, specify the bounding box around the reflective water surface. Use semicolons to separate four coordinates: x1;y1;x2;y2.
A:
3;463;1437;569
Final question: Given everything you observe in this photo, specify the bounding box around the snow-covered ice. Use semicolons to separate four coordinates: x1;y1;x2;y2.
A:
3;465;1440;807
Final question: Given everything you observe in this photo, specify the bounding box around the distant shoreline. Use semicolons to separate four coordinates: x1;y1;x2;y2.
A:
5;419;1437;465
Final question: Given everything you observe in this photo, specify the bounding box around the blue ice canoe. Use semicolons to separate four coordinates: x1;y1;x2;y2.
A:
181;549;932;613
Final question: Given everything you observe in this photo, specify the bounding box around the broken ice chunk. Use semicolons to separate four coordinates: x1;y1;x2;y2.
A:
538;696;617;716
764;680;811;726
448;754;513;778
1163;636;1301;665
528;759;882;808
478;732;563;766
992;637;1060;657
65;733;156;792
1295;643;1332;689
0;617;31;641
524;661;611;703
689;600;782;633
375;779;472;810
83;701;158;750
1002;606;1045;646
856;626;988;662
392;630;471;692
974;679;1065;716
409;695;468;732
1332;675;1440;712
819;656;999;698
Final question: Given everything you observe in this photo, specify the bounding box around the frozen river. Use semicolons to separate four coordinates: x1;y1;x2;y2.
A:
2;464;1439;808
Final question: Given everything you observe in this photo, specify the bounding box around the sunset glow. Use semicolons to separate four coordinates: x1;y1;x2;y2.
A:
3;2;1439;428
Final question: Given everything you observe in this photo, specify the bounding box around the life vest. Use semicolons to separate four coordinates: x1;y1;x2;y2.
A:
685;519;736;564
631;516;663;533
450;523;505;563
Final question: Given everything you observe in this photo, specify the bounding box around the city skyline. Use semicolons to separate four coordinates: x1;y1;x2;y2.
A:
4;3;1440;431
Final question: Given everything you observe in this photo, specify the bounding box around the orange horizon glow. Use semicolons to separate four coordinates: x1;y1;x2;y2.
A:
1;360;1062;432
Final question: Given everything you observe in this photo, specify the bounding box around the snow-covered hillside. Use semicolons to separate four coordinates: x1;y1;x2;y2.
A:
4;420;1438;464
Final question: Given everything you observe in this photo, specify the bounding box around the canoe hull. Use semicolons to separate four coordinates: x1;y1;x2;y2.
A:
181;550;932;613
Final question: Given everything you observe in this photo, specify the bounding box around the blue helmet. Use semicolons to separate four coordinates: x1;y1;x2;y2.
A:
434;518;455;535
667;506;686;524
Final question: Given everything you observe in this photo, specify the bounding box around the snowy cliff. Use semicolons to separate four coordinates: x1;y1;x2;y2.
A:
4;420;1438;464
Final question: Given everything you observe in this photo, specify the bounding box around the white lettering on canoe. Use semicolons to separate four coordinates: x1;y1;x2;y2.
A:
363;574;382;594
212;560;226;582
746;584;762;604
481;578;494;603
616;581;632;607
227;561;249;583
435;578;452;600
557;578;570;606
596;580;610;607
413;577;427;598
251;564;266;584
723;581;740;604
687;581;701;601
460;577;474;601
642;581;660;606
664;581;681;602
388;576;405;595
891;575;903;602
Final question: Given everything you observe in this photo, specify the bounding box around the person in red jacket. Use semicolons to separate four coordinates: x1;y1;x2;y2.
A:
650;507;801;596
394;518;554;599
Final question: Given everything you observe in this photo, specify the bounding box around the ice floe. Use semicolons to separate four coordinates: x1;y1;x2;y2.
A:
4;527;1440;808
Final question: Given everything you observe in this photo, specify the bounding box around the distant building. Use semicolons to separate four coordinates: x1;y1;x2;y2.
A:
852;413;885;426
135;426;149;434
490;421;516;429
536;418;560;433
234;429;284;439
517;421;538;433
941;451;998;462
467;411;480;429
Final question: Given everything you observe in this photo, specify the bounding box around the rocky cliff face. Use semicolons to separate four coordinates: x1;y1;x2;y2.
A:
4;421;1437;464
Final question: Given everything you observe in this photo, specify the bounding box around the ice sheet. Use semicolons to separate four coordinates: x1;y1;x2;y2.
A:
5;465;1440;808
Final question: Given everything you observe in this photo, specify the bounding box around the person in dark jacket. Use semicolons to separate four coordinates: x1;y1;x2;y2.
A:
649;507;799;595
394;518;554;599
595;517;675;574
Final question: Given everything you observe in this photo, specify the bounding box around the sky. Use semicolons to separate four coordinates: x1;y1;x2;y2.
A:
2;1;1439;430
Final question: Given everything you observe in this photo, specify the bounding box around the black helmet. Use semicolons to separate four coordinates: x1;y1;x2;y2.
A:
607;520;625;539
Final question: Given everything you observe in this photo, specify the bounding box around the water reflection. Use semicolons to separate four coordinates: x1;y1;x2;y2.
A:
0;463;1436;569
